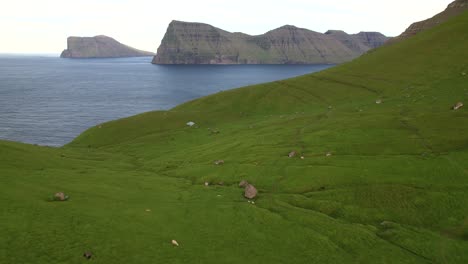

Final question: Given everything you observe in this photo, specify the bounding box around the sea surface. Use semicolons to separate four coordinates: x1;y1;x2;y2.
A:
0;55;333;146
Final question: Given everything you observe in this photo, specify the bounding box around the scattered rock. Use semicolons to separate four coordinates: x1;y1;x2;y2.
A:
239;180;249;188
288;151;296;158
376;99;382;104
171;240;179;246
214;160;224;165
453;102;463;110
244;184;258;199
186;121;195;127
83;251;92;260
53;192;68;201
208;128;220;134
380;221;398;229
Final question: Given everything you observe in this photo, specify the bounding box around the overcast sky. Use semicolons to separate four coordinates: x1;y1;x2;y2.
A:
0;0;453;54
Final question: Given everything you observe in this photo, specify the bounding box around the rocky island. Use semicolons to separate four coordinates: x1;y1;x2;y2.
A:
152;21;388;64
60;35;154;58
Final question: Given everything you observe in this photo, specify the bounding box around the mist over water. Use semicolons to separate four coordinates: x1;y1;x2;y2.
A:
0;56;333;146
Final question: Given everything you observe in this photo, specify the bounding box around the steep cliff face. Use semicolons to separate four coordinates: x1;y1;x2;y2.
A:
152;21;388;64
60;35;154;58
388;0;468;44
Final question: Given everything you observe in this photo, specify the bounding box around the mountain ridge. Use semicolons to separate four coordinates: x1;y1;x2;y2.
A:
387;0;468;44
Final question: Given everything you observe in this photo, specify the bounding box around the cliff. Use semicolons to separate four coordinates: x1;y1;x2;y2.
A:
152;21;389;64
60;35;154;58
387;0;468;44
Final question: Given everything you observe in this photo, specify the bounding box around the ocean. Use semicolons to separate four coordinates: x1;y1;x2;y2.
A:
0;55;333;146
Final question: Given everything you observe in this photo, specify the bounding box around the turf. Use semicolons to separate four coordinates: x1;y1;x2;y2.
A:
1;11;468;264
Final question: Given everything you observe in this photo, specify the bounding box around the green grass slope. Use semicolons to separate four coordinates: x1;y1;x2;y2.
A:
2;12;468;264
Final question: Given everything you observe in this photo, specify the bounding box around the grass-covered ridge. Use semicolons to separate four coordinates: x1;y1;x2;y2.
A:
2;12;468;263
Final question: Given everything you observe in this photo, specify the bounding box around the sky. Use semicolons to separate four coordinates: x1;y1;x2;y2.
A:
0;0;453;54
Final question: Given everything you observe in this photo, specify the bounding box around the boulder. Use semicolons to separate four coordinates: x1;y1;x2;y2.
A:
83;251;92;259
453;102;463;110
54;192;68;201
239;180;249;188
214;160;224;165
244;184;258;199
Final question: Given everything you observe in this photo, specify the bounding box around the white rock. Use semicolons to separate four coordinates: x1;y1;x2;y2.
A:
186;121;195;127
171;240;179;246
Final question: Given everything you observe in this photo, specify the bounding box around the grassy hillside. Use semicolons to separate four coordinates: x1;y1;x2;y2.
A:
2;11;468;264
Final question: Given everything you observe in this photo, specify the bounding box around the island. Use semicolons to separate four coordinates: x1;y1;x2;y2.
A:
60;35;154;58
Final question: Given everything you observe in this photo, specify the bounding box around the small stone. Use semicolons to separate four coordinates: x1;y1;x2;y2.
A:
244;184;258;199
204;182;209;186
171;240;179;246
300;156;305;159
145;209;151;212
288;151;296;158
214;160;224;165
376;99;382;104
83;251;92;259
186;121;195;127
326;152;332;157
239;180;249;188
453;102;463;110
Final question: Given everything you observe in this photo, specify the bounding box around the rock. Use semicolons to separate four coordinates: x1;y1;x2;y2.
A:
453;102;463;110
204;182;209;186
239;180;249;188
244;184;258;199
217;181;224;186
326;152;332;157
145;209;151;212
60;35;154;58
300;156;305;159
288;151;296;158
380;221;398;229
83;251;92;259
54;192;68;201
171;240;179;246
186;121;195;127
153;21;388;65
376;99;382;104
214;160;224;165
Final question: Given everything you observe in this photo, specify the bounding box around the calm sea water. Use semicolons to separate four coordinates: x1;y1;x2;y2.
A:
0;55;333;146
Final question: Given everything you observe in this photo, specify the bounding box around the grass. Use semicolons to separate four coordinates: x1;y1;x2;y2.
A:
1;11;468;263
